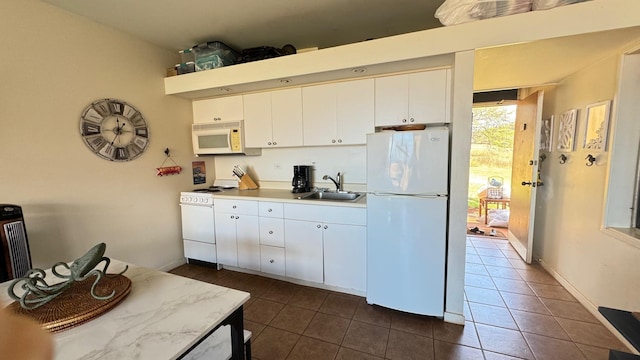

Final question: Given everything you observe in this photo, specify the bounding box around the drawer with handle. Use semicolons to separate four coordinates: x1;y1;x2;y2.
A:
260;245;285;276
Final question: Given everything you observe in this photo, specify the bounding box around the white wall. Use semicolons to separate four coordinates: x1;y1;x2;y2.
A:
0;0;208;270
212;146;367;190
534;48;640;311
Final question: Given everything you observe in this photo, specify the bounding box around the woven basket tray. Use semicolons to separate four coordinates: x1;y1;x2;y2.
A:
6;274;131;333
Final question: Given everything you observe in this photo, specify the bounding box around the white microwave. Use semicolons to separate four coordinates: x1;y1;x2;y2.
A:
192;121;261;156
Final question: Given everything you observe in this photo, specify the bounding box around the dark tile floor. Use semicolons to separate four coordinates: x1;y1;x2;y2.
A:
169;235;630;359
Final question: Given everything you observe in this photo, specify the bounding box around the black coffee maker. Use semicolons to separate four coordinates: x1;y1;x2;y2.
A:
291;165;312;193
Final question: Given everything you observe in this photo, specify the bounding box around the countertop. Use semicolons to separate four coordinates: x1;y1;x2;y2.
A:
213;188;367;208
0;260;250;360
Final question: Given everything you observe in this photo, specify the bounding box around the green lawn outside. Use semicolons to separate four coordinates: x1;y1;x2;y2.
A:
467;105;516;221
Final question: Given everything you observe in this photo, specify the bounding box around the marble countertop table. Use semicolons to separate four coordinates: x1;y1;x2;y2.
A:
0;260;250;360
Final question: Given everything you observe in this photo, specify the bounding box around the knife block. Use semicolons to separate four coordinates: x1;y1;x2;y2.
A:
238;174;258;190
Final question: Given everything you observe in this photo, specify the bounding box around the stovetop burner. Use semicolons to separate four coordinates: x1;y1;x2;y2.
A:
192;186;234;193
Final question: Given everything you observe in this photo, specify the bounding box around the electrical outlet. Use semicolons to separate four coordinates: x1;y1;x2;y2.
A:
273;163;282;170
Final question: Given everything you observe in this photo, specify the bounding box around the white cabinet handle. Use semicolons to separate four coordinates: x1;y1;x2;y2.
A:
232;205;237;209
410;118;415;122
235;216;239;219
230;215;234;219
268;142;272;145
324;225;328;229
270;259;275;263
273;142;277;145
269;230;273;234
402;118;407;123
337;139;342;143
268;208;272;212
317;224;321;228
332;139;336;143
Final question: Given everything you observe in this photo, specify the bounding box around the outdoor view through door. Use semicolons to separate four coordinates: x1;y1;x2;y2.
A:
467;103;516;240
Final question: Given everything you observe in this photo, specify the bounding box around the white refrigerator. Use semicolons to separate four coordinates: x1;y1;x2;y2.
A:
366;127;449;316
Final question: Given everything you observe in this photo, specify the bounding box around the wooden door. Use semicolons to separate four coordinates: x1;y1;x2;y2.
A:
507;91;543;264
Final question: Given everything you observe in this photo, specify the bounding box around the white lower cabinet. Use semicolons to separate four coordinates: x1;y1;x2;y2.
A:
323;224;366;292
213;196;367;293
284;203;366;289
284;219;324;283
236;215;260;270
214;213;238;267
214;199;260;271
260;245;285;276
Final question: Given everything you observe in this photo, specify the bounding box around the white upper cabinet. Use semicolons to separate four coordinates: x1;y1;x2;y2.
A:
244;88;303;148
192;95;244;124
374;69;450;127
303;79;374;146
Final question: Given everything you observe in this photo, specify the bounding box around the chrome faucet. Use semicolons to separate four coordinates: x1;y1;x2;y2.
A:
323;172;342;192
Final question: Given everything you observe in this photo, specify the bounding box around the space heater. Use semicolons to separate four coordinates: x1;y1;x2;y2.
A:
0;204;32;282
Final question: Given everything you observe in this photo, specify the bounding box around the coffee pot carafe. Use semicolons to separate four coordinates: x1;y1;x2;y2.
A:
291;165;312;193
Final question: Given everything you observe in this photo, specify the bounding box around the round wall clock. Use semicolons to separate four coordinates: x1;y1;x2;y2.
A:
80;99;149;161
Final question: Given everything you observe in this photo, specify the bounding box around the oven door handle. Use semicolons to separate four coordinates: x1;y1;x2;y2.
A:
180;203;214;208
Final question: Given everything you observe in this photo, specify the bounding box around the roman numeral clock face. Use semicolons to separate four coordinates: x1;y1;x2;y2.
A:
80;99;149;161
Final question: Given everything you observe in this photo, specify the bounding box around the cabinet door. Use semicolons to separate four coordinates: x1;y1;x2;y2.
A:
303;83;337;146
408;70;449;124
192;95;243;123
336;79;374;145
260;245;285;276
284;219;323;283
243;92;273;148
236;215;260;271
374;74;409;127
214;213;238;267
271;88;303;147
323;224;366;291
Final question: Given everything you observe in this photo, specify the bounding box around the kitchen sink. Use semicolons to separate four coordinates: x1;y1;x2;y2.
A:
297;191;365;202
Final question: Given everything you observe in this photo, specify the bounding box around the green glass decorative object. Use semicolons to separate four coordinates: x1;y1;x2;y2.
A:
7;243;128;309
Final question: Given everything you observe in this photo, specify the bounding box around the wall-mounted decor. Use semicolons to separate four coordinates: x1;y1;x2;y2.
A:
80;99;149;162
557;109;578;152
540;115;554;151
192;161;206;185
583;100;612;151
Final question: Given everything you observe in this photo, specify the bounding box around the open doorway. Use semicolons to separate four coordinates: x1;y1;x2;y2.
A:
467;91;517;239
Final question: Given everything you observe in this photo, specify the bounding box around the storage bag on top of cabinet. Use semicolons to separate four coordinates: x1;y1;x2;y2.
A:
192;41;240;71
532;0;589;10
435;0;533;26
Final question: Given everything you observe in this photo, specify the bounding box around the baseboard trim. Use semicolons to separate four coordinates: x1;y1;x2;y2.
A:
444;311;465;325
157;258;187;272
537;259;638;355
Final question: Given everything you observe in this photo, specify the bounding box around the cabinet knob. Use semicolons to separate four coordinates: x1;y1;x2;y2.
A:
410;118;415;122
268;142;272;145
268;208;272;212
269;230;273;234
273;142;277;145
317;224;321;228
324;225;328;229
230;215;234;219
402;119;407;123
270;259;274;263
337;139;342;143
232;205;236;209
235;216;239;219
332;139;336;143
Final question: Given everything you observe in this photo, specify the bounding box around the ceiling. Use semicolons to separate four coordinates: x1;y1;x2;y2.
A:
41;0;640;91
41;0;447;52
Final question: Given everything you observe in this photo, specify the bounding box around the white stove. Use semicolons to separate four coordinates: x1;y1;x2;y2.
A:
179;192;216;265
